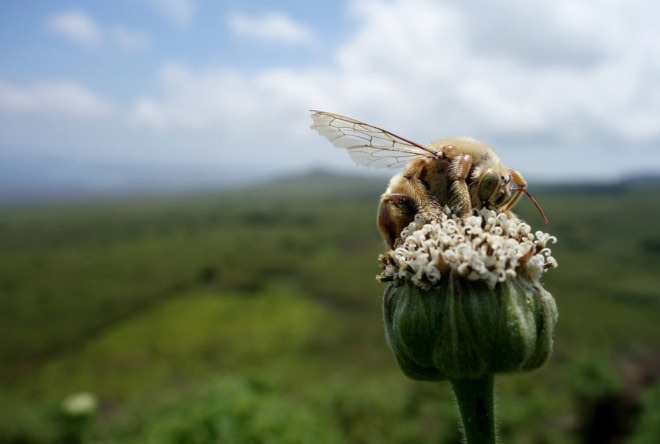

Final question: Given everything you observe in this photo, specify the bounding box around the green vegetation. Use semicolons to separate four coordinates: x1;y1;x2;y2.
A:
0;173;659;443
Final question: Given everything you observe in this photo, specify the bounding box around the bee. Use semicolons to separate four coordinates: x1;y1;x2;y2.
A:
310;110;548;249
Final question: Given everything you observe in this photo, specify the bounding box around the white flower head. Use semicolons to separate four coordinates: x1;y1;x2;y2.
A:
379;208;557;290
62;391;98;416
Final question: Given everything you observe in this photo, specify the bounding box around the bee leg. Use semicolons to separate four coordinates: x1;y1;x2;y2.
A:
448;154;473;216
378;193;418;248
502;168;526;211
440;144;458;159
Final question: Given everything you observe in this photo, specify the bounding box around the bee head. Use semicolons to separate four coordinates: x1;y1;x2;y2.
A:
477;170;511;208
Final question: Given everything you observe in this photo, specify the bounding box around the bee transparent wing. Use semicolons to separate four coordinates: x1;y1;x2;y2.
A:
310;110;438;169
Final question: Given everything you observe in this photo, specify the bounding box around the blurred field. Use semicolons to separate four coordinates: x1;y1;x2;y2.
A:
0;172;659;443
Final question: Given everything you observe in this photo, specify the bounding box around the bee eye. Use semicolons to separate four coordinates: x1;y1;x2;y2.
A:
477;170;501;202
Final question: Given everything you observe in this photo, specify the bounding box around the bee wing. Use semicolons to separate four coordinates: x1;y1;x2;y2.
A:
310;110;438;169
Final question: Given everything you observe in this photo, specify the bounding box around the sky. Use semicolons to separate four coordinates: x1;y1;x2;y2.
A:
1;0;659;199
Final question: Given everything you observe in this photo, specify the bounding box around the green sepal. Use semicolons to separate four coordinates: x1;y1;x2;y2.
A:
382;273;558;381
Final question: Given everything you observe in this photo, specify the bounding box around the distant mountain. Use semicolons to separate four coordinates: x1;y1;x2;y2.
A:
618;173;660;189
0;163;257;205
232;169;387;201
534;172;660;195
1;165;659;206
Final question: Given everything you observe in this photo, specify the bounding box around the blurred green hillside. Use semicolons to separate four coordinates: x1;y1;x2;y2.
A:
0;172;659;443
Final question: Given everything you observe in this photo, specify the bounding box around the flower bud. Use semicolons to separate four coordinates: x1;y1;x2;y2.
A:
379;209;558;381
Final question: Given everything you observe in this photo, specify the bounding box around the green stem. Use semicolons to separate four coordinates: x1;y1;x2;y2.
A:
451;374;496;444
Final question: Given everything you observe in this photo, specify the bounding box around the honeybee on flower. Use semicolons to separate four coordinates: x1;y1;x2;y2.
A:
310;110;547;248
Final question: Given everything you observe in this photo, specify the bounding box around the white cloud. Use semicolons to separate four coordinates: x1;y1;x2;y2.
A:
227;12;317;46
47;10;151;52
146;0;197;28
126;0;660;180
111;26;151;51
46;10;101;48
331;0;660;150
128;62;300;131
0;80;114;117
457;0;612;68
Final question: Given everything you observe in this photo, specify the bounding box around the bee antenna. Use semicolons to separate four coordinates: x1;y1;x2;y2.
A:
513;188;549;224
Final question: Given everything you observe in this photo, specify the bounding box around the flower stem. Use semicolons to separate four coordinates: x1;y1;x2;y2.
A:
451;374;496;444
